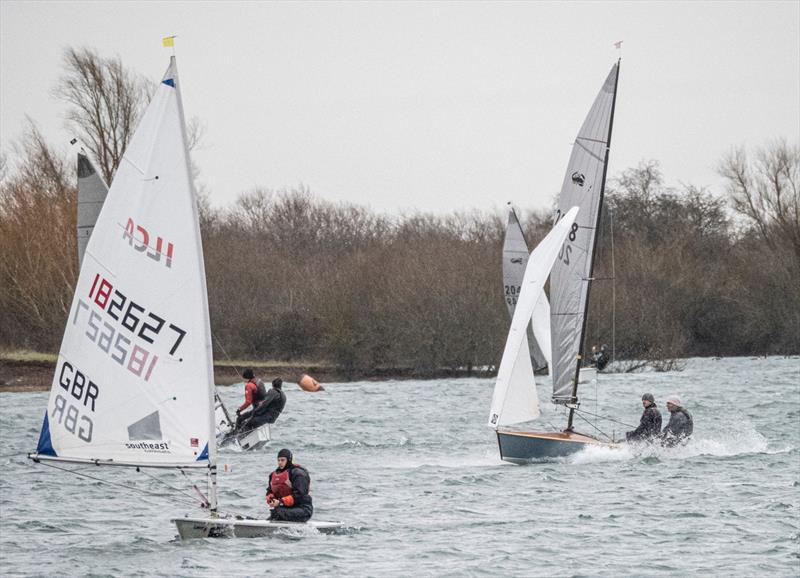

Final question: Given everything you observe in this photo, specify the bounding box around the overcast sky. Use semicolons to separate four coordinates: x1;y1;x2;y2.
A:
1;1;798;216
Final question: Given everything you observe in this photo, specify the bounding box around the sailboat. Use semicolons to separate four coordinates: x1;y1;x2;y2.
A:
490;61;621;462
30;55;342;538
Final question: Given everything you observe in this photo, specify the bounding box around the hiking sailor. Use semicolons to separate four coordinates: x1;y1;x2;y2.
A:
239;377;287;433
235;368;266;431
661;395;694;447
625;393;662;442
590;344;610;371
266;448;313;522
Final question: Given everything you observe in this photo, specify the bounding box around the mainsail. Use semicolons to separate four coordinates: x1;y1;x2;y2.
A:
502;206;549;370
550;61;620;404
489;207;579;428
76;153;109;266
33;57;215;472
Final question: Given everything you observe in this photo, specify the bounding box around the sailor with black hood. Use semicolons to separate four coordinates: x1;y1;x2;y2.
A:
266;449;313;522
625;393;662;442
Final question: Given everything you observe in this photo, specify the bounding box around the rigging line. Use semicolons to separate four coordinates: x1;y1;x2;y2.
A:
138;466;202;504
180;469;209;508
610;208;616;365
574;411;614;442
37;461;201;510
211;332;243;380
573;407;636;429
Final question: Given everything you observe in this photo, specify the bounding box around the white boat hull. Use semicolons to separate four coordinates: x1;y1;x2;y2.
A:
173;516;345;539
578;367;597;383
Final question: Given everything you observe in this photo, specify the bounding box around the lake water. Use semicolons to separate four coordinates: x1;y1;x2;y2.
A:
1;357;798;577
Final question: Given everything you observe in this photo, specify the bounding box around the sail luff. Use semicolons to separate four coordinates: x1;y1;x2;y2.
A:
169;56;218;511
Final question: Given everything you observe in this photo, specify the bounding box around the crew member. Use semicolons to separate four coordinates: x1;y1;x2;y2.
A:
235;368;266;431
266;448;313;522
626;393;662;442
591;344;610;371
662;395;694;447
240;378;287;433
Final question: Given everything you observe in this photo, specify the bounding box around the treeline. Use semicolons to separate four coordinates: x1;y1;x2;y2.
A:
1;48;798;376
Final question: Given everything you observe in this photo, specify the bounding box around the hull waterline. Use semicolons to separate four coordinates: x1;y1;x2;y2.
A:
496;430;617;463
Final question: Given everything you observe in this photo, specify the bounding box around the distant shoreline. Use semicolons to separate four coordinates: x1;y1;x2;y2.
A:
0;355;495;392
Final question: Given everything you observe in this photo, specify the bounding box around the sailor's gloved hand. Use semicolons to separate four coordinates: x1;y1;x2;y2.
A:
236;409;241;416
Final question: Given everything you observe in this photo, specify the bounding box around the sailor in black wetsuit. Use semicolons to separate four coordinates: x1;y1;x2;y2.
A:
626;393;662;442
241;378;286;433
266;448;313;522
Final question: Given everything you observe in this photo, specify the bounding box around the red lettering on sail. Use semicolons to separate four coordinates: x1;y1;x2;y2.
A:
122;217;174;268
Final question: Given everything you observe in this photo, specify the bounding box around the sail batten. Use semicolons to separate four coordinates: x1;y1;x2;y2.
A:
550;62;620;405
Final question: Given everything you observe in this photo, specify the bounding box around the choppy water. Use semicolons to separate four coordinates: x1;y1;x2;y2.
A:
1;357;798;577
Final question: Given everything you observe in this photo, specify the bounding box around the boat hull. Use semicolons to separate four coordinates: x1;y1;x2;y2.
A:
496;430;616;463
173;516;345;539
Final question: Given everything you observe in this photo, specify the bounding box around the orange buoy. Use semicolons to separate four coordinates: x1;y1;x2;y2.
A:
298;374;324;392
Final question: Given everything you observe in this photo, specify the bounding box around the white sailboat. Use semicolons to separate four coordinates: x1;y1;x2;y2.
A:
491;61;621;461
30;55;341;537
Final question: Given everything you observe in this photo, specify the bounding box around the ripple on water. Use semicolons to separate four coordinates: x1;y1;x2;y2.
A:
2;357;799;576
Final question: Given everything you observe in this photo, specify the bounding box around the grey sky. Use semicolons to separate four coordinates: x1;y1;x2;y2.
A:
1;1;798;216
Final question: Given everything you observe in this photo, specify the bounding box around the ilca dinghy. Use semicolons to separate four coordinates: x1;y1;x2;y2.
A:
29;53;343;538
491;61;622;461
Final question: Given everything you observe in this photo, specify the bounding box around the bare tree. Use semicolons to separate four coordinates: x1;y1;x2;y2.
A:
53;47;151;184
0;123;76;349
718;139;800;268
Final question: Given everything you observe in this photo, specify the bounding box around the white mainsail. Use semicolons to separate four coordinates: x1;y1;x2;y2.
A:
502;206;550;370
550;62;619;404
76;153;109;266
489;207;579;429
34;57;215;469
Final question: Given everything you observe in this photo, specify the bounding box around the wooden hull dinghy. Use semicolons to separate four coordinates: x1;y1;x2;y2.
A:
496;429;617;462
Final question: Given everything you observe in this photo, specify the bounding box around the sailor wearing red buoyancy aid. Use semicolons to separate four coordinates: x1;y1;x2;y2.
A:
266;448;313;522
235;368;267;431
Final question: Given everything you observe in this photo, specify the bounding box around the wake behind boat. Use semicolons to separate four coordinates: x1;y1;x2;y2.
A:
28;51;343;538
489;61;622;461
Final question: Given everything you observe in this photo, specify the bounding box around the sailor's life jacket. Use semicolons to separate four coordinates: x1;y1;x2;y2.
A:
266;464;312;508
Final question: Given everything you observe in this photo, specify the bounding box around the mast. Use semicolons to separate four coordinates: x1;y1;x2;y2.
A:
171;55;218;513
566;59;620;431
